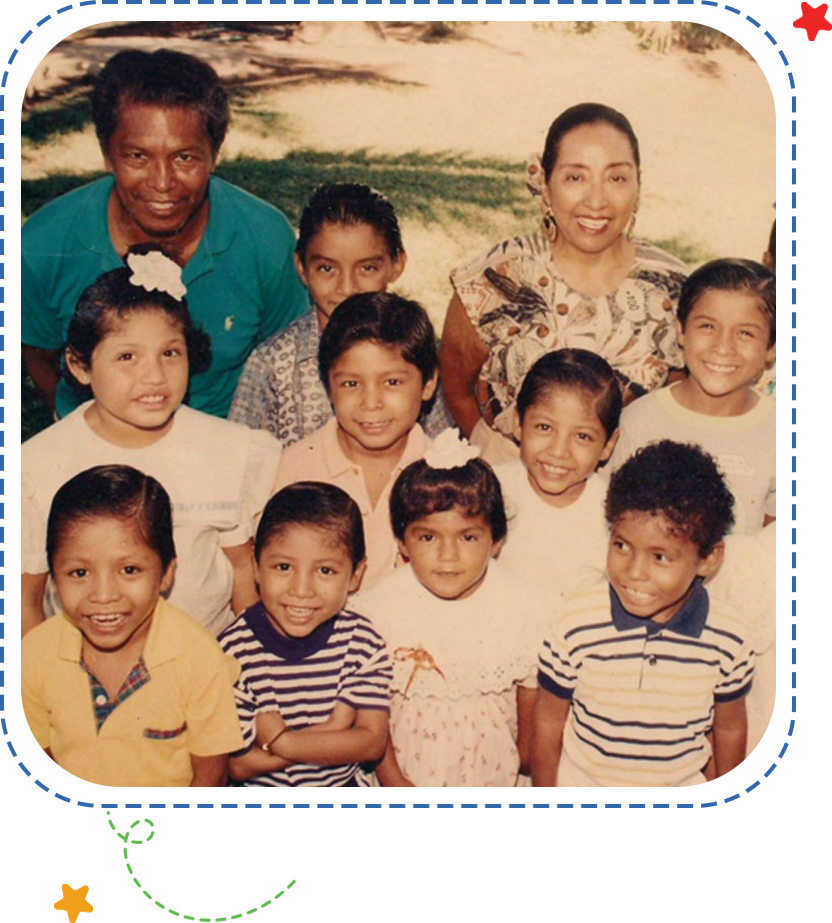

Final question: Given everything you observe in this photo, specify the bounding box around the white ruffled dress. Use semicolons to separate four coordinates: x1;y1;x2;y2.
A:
356;562;548;787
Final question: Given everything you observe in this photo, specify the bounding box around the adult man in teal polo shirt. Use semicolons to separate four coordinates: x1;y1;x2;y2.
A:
22;49;308;420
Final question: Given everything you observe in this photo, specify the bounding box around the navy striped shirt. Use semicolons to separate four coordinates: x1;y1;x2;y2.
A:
538;579;754;786
219;604;391;787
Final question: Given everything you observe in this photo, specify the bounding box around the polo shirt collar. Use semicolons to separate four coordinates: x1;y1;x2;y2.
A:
609;577;709;638
56;598;180;668
244;601;336;662
319;417;430;480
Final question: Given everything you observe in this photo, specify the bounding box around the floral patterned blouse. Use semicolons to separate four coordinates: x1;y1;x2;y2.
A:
451;230;688;437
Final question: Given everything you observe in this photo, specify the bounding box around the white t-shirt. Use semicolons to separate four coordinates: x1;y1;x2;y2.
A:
22;403;281;635
611;383;775;534
495;462;609;604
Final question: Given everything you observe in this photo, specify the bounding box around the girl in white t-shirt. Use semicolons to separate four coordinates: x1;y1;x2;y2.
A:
496;348;622;602
357;432;546;787
22;252;281;637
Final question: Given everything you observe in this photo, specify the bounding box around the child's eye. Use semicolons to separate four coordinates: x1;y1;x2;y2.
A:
68;567;88;578
117;352;135;362
534;423;551;432
386;378;403;387
462;533;479;543
738;329;756;339
576;432;594;442
273;562;292;572
319;566;337;576
163;348;182;358
697;322;715;331
340;380;359;389
654;553;670;563
611;540;627;552
316;264;335;275
122;565;142;576
417;534;435;543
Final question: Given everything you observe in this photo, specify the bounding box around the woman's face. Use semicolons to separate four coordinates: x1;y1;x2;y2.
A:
542;121;640;256
104;103;216;238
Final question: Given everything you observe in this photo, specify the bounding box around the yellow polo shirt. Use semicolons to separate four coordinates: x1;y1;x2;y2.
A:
22;599;245;787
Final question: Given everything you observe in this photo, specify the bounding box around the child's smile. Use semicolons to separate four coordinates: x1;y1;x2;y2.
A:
607;511;721;624
676;289;775;415
256;525;365;638
400;509;501;600
329;341;437;458
52;516;174;653
68;310;189;447
515;387;617;508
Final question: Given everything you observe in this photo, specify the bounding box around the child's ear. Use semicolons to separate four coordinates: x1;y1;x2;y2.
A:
160;559;177;595
599;428;620;464
65;348;92;386
491;537;505;559
765;341;776;367
348;558;368;594
696;542;724;581
294;252;310;288
675;318;686;349
512;409;523;444
388;250;407;285
396;539;410;563
421;369;439;403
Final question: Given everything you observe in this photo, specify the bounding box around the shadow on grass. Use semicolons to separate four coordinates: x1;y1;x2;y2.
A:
22;97;94;145
22;149;531;225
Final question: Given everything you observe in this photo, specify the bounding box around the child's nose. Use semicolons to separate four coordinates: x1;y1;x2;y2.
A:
289;569;315;597
438;537;459;562
336;273;358;299
89;572;120;603
360;383;383;410
626;554;649;581
141;357;166;383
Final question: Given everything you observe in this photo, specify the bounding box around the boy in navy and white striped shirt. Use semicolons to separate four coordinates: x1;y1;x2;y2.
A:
532;441;754;787
219;482;391;786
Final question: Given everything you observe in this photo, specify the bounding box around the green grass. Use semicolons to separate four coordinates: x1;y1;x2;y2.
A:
652;237;712;268
22;96;94;145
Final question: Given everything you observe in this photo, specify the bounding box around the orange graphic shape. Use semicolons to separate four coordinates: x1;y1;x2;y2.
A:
35;885;182;923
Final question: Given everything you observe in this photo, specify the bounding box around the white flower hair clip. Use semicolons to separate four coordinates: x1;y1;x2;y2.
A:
423;428;481;470
127;251;187;301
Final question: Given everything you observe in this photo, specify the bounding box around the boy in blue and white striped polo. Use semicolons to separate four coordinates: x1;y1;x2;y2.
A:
219;482;391;787
532;441;754;787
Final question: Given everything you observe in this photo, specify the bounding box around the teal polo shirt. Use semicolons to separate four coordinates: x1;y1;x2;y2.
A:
22;175;310;418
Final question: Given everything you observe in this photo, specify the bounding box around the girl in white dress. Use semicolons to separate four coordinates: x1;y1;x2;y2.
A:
496;348;622;604
357;431;547;787
22;251;280;636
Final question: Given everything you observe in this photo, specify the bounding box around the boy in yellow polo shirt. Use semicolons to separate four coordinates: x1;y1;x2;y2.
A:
22;465;243;787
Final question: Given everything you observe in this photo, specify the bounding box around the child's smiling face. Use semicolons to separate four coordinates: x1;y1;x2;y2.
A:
328;341;437;458
53;515;174;653
256;525;365;638
67;309;189;446
677;289;776;411
400;509;501;600
515;386;617;507
295;222;406;330
607;511;722;624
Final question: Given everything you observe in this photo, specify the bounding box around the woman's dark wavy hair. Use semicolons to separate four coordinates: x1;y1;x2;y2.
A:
541;103;641;180
516;348;622;439
676;258;776;347
296;183;404;262
64;247;212;400
605;441;735;558
390;457;507;544
318;291;438;392
47;465;176;575
92;49;229;156
255;482;366;571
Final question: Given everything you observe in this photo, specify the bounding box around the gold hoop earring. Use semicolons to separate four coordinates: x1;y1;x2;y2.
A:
542;208;558;244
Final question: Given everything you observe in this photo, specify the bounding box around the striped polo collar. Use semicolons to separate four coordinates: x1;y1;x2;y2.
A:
244;601;337;661
609;578;709;638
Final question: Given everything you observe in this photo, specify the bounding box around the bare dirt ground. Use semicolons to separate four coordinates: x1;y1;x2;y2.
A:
22;20;775;327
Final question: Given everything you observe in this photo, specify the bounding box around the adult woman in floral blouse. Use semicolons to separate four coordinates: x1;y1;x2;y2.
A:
439;103;687;461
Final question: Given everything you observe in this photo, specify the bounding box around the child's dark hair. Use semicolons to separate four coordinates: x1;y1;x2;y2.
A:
542;103;640;180
296;183;404;262
605;441;735;558
64;253;212;399
516;348;622;439
318;292;438;392
676;258;776;347
91;49;229;156
766;219;776;274
255;482;366;571
47;465;176;575
390;458;508;544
